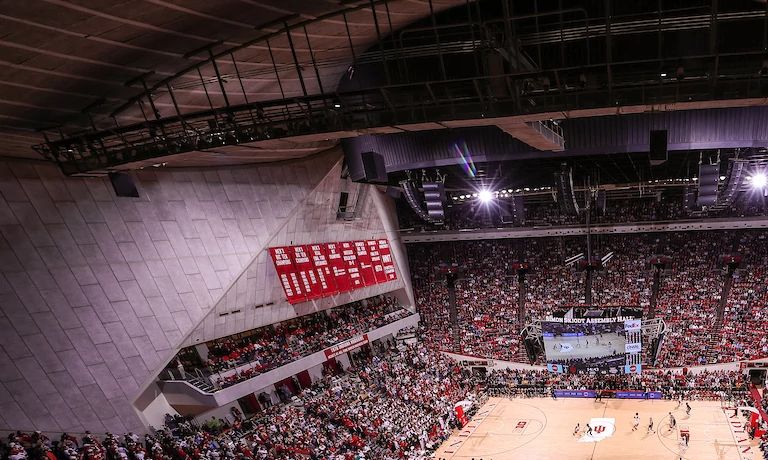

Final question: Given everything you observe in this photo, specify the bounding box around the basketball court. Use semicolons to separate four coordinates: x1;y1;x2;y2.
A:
435;397;759;460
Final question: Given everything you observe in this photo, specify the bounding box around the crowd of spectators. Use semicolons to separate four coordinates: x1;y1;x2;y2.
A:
169;296;412;389
5;338;765;460
410;230;768;368
5;343;477;460
484;367;750;401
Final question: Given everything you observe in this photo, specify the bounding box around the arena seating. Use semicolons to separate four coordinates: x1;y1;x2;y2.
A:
484;367;749;401
3;340;755;460
170;296;411;389
6;343;475;460
410;230;768;368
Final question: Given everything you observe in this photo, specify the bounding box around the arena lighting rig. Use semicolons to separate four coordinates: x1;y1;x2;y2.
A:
751;172;767;188
477;189;494;203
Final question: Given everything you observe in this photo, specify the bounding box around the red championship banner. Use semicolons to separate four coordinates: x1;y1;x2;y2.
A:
324;334;369;360
341;241;364;289
367;239;388;283
268;247;306;304
307;243;338;295
378;238;397;281
354;240;377;286
326;242;352;293
290;246;322;300
269;239;396;303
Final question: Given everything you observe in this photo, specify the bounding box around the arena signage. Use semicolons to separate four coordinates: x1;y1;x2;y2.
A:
546;363;565;373
553;390;596;398
269;239;397;304
614;391;662;399
324;334;369;359
459;360;491;367
741;362;768;369
542;316;635;324
623;364;642;374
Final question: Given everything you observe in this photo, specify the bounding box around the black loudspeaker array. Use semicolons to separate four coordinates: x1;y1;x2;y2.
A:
500;196;525;225
649;130;668;166
351;151;388;184
715;159;747;208
696;163;720;208
108;172;140;197
422;182;445;222
596;189;607;215
400;180;439;224
500;200;513;223
555;165;580;215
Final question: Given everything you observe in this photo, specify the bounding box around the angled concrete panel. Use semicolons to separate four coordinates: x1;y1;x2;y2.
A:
0;149;347;432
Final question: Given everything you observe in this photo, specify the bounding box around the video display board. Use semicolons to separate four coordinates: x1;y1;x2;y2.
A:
542;318;642;374
269;239;397;304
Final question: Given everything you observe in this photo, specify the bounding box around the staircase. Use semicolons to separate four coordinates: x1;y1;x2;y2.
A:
187;376;216;393
395;329;417;344
705;331;722;364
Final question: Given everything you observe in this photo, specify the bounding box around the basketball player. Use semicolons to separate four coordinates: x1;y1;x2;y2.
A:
586;424;593;436
669;412;676;430
685;402;691;416
573;423;580;436
632;413;640;431
647;417;655;434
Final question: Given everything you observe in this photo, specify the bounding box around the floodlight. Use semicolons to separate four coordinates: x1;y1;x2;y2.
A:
752;173;767;189
478;189;493;203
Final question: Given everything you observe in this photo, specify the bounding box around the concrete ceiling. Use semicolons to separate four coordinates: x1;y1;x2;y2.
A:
0;0;464;165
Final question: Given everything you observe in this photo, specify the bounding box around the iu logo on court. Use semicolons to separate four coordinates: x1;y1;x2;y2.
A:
579;418;616;443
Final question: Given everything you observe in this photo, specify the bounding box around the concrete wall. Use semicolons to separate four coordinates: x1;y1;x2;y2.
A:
0;149;407;433
179;166;406;347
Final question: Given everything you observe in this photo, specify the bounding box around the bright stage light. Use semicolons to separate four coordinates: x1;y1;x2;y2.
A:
753;173;767;188
478;189;493;203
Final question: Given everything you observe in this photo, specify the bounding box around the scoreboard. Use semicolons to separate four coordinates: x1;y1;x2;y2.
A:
269;239;397;304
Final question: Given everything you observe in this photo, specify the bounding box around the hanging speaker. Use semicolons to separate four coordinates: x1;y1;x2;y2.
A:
696;163;720;207
649;130;668;166
350;151;388;184
422;182;445;221
108;172;139;198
